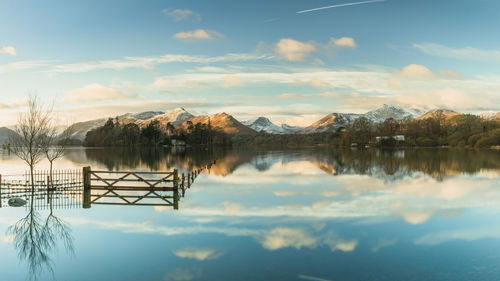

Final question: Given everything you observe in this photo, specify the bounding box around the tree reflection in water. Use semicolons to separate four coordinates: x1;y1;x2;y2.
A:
83;147;500;181
7;189;74;280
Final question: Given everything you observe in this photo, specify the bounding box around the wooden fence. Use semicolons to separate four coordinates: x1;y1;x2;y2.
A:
0;170;83;209
83;162;212;209
0;161;214;210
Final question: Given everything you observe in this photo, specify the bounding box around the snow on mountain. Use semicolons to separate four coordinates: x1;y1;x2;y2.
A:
300;113;360;134
415;109;462;121
131;111;165;120
181;112;258;136
300;104;425;134
69;110;180;141
479;111;500;120
243;117;305;134
280;124;304;134
137;108;194;127
244;117;287;134
364;104;424;123
69;118;109;141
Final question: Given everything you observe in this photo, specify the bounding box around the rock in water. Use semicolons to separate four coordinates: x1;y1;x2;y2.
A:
8;198;27;207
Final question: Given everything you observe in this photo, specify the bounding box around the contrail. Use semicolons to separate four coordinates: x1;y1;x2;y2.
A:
297;0;386;14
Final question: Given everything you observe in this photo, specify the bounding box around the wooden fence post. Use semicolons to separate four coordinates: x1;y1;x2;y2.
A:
0;174;2;208
82;166;91;209
173;169;179;210
47;175;50;204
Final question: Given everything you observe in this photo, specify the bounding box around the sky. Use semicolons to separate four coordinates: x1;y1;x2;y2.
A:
1;0;500;126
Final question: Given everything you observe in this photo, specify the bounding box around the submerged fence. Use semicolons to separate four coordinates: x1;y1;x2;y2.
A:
0;169;83;209
0;162;214;210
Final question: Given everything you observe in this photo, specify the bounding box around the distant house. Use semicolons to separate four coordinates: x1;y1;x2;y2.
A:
376;135;405;142
171;139;186;146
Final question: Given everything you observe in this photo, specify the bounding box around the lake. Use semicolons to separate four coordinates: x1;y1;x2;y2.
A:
1;147;500;281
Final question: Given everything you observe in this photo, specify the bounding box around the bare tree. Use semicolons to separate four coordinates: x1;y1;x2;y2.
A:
43;125;74;187
9;96;52;189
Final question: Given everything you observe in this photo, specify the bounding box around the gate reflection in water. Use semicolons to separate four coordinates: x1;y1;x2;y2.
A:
0;164;208;211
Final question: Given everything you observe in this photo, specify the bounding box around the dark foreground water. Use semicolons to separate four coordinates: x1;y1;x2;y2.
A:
1;147;500;281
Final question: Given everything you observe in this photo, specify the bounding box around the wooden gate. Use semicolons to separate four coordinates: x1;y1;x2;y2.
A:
83;167;180;209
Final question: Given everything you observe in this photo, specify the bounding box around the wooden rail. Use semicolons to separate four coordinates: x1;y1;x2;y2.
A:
0;161;215;210
0;169;83;210
83;167;184;209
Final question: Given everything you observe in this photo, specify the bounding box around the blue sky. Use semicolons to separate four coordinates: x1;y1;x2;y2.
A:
1;0;499;126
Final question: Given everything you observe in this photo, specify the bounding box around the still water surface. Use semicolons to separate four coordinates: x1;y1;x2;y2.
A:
1;147;500;281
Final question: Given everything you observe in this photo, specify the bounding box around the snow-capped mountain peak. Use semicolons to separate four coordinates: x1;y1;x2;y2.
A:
364;104;423;122
137;108;194;127
244;117;286;134
479;111;500;120
131;111;165;120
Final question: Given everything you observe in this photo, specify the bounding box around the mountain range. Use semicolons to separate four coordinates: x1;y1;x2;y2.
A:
299;104;425;134
7;104;496;143
243;117;303;134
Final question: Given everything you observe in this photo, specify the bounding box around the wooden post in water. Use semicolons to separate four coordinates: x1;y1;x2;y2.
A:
47;175;50;204
82;166;91;209
187;172;191;188
173;169;179;210
0;174;2;208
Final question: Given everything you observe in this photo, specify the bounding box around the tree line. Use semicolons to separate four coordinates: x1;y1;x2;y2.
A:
235;113;500;148
83;118;231;147
340;113;500;148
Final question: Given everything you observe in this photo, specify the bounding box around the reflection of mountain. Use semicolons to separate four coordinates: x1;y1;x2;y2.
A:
312;148;500;182
81;147;500;181
83;147;255;177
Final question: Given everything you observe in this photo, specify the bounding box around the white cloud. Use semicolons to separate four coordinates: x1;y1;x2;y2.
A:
64;83;135;103
398;209;436;224
260;227;318;250
153;78;172;87
414;227;500;246
141;66;500;112
193;66;229;73
371;238;397;252
397;64;436;79
162;9;200;22
1;234;15;244
46;53;271;73
274;38;316;62
220;200;243;215
278;92;341;99
329;37;357;48
387;79;404;89
310;79;333;89
222;75;244;88
164;268;202;281
439;70;463;79
173;247;223;261
0;46;17;56
0;60;53;73
173;29;222;42
323;231;358;252
59;98;240;123
414;43;500;62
